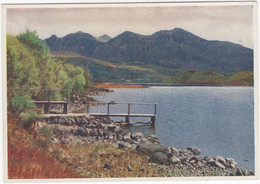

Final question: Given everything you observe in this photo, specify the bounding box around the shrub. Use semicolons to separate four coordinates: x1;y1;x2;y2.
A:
33;139;51;151
21;110;41;128
10;95;36;116
39;127;52;137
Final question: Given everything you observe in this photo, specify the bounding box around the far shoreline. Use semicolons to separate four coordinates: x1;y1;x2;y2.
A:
94;82;253;88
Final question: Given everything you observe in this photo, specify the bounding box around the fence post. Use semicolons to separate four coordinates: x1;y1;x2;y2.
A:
107;103;110;115
154;104;157;115
126;103;130;123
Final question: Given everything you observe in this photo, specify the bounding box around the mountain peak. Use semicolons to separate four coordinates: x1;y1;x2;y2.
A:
64;31;97;41
152;27;205;43
96;34;112;42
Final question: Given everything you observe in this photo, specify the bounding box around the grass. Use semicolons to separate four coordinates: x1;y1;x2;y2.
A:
7;115;84;179
7;114;165;179
163;70;253;86
65;142;163;178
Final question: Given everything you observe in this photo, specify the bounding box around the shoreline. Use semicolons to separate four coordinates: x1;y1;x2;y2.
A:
104;82;253;87
60;88;255;176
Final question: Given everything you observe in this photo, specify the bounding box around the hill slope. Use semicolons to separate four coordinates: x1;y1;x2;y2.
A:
45;28;253;74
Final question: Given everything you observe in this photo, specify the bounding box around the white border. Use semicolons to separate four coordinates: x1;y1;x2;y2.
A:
1;1;259;184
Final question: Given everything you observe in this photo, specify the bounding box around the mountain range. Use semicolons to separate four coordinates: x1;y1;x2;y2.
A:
45;28;253;74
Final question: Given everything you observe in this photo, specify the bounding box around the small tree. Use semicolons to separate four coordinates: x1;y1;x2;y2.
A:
10;95;36;116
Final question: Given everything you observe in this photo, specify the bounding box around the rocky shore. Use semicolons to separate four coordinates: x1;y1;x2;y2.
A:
67;87;113;113
37;113;255;177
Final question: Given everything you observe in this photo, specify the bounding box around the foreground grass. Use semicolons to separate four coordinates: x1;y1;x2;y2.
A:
7;115;164;179
63;142;162;178
7;115;84;179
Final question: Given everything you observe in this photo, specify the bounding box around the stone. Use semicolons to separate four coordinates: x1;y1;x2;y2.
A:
187;147;201;155
225;158;237;168
171;146;179;156
90;129;98;136
117;134;123;141
189;156;198;164
108;133;114;140
37;122;44;128
146;135;160;144
151;152;168;164
136;143;168;155
207;158;215;166
214;161;226;169
123;133;132;143
204;156;212;162
169;156;181;165
118;142;131;149
128;165;133;171
107;125;116;132
98;129;103;137
131;132;144;141
215;156;226;166
104;162;114;170
236;168;245;176
76;128;88;136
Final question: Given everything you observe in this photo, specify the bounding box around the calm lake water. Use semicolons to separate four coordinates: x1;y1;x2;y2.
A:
89;87;255;170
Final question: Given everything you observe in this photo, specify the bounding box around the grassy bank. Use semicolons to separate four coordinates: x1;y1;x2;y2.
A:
7;114;164;178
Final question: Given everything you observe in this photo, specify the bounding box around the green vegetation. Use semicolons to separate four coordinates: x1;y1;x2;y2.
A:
52;52;253;86
163;70;253;86
7;30;92;118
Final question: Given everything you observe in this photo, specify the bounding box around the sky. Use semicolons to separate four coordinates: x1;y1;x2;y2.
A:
6;3;255;48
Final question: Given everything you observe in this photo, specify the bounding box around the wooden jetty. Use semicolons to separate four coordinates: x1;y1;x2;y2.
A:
31;89;157;127
87;102;157;127
31;89;68;114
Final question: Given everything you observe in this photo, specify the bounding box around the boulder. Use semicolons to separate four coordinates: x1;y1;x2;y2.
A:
107;125;117;132
123;133;132;143
131;132;144;141
118;142;131;149
90;129;98;136
117;134;123;141
169;156;181;165
171;146;179;156
187;147;201;155
151;152;168;164
75;128;88;136
136;143;168;155
212;161;226;169
226;158;237;168
214;155;226;166
189;156;199;164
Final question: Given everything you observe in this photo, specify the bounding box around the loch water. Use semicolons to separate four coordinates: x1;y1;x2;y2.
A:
89;86;255;170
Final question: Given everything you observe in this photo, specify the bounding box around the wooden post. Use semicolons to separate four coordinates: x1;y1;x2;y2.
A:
107;103;110;115
154;104;157;115
151;116;156;129
126;103;130;123
44;104;49;114
63;103;67;114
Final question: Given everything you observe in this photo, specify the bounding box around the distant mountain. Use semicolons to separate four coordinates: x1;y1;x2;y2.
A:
45;28;253;74
45;31;100;56
96;34;112;42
